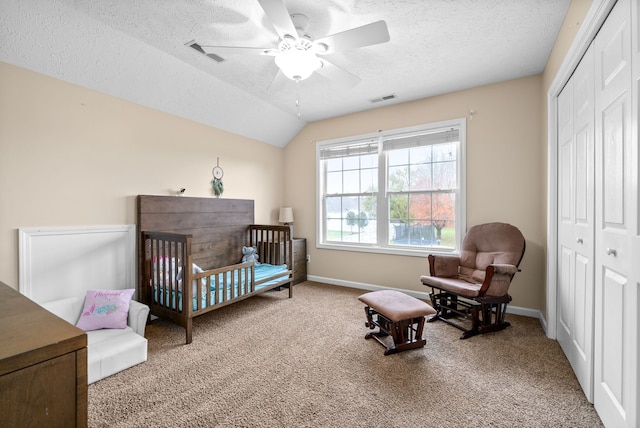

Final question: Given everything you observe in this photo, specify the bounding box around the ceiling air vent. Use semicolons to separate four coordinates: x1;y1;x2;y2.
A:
186;41;224;62
370;94;396;103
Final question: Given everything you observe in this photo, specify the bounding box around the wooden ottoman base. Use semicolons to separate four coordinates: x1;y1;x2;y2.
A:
359;290;436;355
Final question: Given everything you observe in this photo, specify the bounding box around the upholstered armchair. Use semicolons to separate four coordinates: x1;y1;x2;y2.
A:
420;222;525;339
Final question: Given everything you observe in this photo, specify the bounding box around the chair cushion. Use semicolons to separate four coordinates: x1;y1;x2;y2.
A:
359;290;435;322
420;275;481;298
87;330;148;384
87;325;136;346
459;223;525;284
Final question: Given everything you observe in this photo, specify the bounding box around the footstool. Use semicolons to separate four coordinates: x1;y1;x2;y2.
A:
358;290;436;355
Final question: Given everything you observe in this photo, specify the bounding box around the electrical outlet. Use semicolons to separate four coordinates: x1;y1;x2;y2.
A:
306;254;310;262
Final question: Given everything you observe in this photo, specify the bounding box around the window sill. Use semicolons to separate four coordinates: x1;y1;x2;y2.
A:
317;242;457;258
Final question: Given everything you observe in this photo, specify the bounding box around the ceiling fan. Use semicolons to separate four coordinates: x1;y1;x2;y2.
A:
193;0;390;89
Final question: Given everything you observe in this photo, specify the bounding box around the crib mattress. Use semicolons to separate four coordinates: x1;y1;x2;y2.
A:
153;263;288;311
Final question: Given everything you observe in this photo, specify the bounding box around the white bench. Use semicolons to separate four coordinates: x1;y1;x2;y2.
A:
41;296;149;384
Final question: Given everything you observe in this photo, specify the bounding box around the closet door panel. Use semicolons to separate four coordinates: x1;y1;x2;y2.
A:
573;253;589;350
558;247;572;334
602;102;626;227
629;0;640;424
600;268;625;403
556;43;595;401
557;79;574;353
593;0;636;425
572;87;594;365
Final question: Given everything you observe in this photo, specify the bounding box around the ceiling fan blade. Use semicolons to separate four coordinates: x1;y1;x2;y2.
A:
199;45;277;56
315;20;390;54
315;59;361;88
267;69;288;93
257;0;298;40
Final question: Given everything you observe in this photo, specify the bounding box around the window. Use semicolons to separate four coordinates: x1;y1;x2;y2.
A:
317;119;466;255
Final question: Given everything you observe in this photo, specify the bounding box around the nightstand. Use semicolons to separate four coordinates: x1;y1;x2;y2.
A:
292;238;307;285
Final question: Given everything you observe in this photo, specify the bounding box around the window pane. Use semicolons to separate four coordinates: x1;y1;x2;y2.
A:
360;153;378;169
326;196;343;220
326;158;342;172
324;196;376;244
388;148;408;166
345;197;376;244
409;193;432;222
343;156;359;170
326;171;342;194
343;170;360;193
390;222;438;246
432;142;456;162
325;196;344;241
389;194;409;223
433;160;456;189
433;192;456;248
388;165;409;191
389;193;437;246
409;146;431;164
410;163;431;191
361;167;377;192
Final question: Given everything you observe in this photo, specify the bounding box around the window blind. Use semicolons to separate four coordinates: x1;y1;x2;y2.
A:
319;139;379;160
382;128;459;151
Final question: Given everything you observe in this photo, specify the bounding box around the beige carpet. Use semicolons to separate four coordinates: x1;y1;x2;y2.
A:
88;282;603;427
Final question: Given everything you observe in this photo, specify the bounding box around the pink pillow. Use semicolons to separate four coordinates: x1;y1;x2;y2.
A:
76;289;135;331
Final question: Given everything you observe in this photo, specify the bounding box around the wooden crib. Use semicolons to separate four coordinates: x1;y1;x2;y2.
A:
137;195;293;344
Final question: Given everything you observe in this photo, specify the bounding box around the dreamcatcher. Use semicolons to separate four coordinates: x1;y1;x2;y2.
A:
212;158;224;198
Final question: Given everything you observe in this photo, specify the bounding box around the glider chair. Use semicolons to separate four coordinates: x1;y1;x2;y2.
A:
420;222;525;339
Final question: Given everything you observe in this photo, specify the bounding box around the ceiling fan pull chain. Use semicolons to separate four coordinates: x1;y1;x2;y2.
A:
295;79;301;120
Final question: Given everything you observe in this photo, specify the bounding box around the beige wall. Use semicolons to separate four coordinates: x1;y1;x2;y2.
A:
0;0;592;313
283;0;593;312
285;76;544;309
0;62;286;289
282;0;593;313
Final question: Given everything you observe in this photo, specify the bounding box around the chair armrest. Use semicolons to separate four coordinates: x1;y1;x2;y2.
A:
490;263;519;275
128;300;150;337
428;254;461;277
479;264;519;297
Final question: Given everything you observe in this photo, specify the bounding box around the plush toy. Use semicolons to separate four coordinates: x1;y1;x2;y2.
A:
241;246;260;264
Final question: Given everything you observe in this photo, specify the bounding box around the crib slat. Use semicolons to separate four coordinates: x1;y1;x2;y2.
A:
142;226;292;345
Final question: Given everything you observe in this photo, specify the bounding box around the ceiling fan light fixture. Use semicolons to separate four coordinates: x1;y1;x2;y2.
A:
283;34;297;43
315;42;329;54
274;40;321;80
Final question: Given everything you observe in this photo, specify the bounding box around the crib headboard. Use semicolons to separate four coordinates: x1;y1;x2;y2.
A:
137;195;254;272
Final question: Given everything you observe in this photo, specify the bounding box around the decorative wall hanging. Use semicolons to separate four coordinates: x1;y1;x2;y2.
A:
212;158;224;198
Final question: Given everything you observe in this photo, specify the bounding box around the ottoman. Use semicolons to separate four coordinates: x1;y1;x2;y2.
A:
358;290;436;355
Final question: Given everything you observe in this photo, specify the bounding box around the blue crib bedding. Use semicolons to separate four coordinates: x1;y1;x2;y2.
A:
153;263;289;311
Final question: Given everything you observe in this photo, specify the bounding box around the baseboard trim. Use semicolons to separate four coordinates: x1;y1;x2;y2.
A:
307;275;543;320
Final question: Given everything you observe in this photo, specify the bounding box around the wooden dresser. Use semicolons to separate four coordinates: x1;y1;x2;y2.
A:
293;238;307;285
0;282;88;428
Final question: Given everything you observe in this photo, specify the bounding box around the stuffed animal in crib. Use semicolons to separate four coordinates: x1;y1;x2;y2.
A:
241;246;260;265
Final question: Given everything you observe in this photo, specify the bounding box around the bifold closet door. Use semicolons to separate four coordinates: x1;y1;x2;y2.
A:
556;43;595;402
593;0;638;426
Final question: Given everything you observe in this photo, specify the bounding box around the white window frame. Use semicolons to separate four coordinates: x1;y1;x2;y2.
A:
316;118;466;257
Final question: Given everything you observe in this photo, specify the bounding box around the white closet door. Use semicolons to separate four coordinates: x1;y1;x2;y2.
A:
557;44;595;401
593;0;637;425
627;0;640;424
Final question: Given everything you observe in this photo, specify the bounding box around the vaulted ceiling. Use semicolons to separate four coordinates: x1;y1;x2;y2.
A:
1;0;570;147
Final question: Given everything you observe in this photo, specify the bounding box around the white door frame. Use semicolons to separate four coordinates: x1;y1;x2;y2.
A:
545;0;617;339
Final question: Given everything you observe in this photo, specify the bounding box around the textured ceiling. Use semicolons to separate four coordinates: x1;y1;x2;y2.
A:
1;0;570;147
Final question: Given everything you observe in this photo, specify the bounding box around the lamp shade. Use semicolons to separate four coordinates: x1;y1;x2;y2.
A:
279;207;294;224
